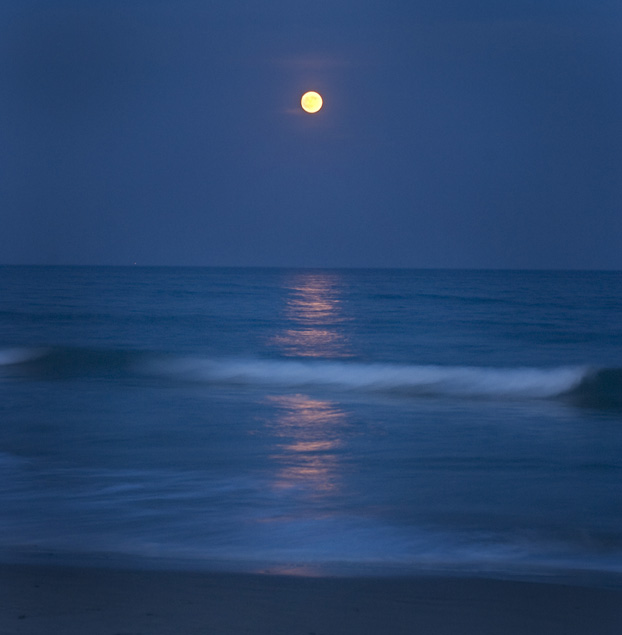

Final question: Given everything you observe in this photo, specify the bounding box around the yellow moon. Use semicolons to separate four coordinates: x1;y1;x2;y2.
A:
301;91;323;114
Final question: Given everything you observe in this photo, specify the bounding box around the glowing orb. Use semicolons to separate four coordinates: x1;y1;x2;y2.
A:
301;91;323;114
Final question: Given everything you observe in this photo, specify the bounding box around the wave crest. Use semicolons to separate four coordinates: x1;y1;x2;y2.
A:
150;357;589;400
5;346;620;407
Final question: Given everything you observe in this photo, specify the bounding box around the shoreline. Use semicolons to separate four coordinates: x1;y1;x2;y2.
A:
3;562;622;634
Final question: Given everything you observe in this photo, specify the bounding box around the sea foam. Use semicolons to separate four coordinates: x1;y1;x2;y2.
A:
6;345;618;405
148;356;590;400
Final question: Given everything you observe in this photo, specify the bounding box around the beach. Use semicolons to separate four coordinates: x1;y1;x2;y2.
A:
3;563;622;634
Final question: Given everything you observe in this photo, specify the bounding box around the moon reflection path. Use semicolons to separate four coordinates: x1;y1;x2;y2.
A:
271;272;352;359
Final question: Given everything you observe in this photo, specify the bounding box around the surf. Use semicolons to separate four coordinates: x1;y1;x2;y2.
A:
149;355;598;402
4;346;621;407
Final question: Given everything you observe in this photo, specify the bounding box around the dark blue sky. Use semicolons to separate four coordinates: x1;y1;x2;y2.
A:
1;1;621;268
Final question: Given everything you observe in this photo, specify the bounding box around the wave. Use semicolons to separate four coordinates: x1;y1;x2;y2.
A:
151;355;622;407
0;347;45;367
3;346;621;406
0;346;143;378
153;357;589;399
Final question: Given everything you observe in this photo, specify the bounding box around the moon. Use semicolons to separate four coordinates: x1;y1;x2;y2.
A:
301;91;323;114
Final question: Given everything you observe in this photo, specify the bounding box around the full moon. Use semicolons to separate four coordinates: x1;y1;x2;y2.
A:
301;91;323;114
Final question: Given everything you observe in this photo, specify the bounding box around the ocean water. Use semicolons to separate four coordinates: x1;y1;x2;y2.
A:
1;266;622;580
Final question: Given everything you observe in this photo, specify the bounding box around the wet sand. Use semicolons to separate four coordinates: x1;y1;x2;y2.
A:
2;563;621;634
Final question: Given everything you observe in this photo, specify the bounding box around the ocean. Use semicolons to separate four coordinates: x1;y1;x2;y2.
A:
1;266;622;581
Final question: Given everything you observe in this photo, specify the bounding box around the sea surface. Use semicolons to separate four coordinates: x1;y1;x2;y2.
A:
1;266;622;581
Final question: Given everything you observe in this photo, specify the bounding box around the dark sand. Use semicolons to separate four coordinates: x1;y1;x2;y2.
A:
2;563;622;634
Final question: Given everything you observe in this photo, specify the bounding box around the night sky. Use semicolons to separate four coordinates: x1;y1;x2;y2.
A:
1;1;621;268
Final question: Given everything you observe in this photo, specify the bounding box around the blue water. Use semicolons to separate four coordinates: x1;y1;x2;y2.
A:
1;266;622;579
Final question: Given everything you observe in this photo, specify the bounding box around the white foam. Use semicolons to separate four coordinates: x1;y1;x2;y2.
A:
146;356;588;400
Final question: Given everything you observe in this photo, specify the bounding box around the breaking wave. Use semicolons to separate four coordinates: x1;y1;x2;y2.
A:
4;346;620;406
154;356;590;400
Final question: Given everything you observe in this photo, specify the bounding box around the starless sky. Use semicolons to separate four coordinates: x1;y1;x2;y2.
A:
1;0;621;268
